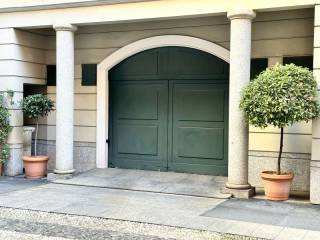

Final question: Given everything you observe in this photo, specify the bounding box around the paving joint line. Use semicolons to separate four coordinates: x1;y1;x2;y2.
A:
49;181;231;200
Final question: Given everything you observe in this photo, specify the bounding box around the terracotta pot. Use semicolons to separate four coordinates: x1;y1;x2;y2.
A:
22;155;49;179
260;171;294;201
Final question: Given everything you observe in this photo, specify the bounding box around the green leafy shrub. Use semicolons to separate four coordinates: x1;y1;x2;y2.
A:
22;94;54;156
0;94;10;164
240;64;320;174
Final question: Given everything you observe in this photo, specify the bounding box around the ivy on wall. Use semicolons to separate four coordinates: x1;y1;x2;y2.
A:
0;93;11;164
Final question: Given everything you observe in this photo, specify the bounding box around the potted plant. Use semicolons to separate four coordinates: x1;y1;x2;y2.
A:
240;63;320;201
21;94;54;179
0;94;10;175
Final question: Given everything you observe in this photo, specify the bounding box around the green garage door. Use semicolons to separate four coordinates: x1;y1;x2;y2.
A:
109;47;229;175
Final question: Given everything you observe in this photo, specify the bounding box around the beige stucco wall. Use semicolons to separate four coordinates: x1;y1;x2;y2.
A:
0;28;47;175
17;8;314;192
0;28;47;133
37;9;314;142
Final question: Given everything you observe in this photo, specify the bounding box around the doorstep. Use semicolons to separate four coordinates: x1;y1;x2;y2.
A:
49;168;232;199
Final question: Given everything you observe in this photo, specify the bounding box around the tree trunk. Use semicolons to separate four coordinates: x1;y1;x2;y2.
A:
35;120;39;156
277;127;284;174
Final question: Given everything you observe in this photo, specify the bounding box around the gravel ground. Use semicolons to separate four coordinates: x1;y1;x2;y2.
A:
0;207;263;240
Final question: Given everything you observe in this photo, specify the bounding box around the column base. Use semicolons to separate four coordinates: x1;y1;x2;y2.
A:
47;171;76;181
222;186;255;199
310;165;320;204
4;146;24;176
225;182;251;190
54;169;75;174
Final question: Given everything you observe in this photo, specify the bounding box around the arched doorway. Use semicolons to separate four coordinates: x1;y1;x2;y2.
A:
96;35;230;171
108;47;229;175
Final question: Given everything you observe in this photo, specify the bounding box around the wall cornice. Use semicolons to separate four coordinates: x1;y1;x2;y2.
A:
0;0;149;13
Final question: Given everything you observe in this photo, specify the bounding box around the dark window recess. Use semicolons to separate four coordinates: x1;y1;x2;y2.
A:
82;64;97;86
283;56;313;70
251;58;268;80
47;65;56;86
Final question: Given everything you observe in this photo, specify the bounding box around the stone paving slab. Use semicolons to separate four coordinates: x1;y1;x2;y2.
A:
203;199;320;232
0;184;224;220
0;176;46;194
51;168;231;199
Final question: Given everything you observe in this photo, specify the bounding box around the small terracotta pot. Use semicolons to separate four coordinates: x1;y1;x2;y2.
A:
260;171;294;201
22;155;49;179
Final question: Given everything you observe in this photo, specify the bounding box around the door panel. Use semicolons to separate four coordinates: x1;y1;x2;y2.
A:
177;127;224;159
116;87;159;120
110;81;168;170
117;125;158;155
170;82;228;175
174;88;225;122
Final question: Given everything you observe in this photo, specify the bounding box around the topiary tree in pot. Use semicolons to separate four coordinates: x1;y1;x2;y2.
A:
0;94;11;176
240;63;320;201
21;94;54;179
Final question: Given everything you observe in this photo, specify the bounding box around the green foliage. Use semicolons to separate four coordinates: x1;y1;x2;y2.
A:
241;64;320;174
21;94;54;156
240;64;320;128
22;94;54;120
0;94;11;163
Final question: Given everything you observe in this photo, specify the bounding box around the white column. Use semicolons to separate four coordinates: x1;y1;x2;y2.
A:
224;9;256;198
311;5;320;204
53;23;77;174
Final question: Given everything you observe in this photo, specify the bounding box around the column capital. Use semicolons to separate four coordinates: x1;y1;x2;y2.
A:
53;23;77;32
227;9;256;20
